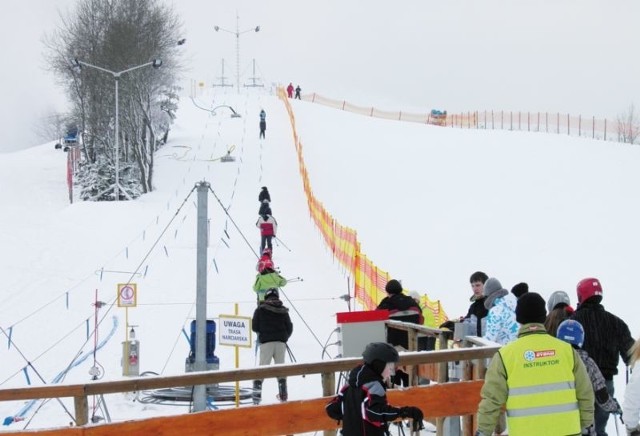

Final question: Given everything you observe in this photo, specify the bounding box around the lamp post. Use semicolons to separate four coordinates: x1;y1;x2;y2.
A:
71;58;162;201
214;14;260;94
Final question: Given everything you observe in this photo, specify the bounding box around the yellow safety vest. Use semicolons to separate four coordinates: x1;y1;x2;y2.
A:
499;333;581;435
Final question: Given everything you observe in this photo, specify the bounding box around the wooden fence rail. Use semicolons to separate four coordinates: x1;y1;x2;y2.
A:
0;344;499;435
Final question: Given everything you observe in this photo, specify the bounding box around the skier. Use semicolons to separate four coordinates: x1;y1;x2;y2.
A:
376;279;423;386
477;292;594;436
571;277;635;436
256;248;274;273
325;342;424;435
253;265;287;304
252;288;293;404
259;109;266;139
624;337;640;436
544;290;574;337
482;277;518;346
286;82;294;98
258;186;271;203
294;85;301;100
556;319;622;436
256;212;277;253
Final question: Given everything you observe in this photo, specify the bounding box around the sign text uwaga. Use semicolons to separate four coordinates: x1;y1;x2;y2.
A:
222;319;247;342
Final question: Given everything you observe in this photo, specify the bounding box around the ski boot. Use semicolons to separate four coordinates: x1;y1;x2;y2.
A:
252;380;262;405
277;378;288;402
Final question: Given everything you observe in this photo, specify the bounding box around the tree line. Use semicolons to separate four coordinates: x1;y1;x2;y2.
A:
45;0;184;200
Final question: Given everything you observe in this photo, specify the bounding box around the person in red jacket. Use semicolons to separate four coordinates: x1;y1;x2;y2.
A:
256;248;274;273
256;213;278;252
286;82;294;98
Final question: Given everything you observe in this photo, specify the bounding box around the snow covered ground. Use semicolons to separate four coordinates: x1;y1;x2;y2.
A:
0;87;638;434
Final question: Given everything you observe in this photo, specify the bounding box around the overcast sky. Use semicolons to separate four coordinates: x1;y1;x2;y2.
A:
2;0;640;152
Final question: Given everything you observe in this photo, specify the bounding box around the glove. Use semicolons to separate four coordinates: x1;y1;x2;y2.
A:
439;320;456;330
399;407;424;431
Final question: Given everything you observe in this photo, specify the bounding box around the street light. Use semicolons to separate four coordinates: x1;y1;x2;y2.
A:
70;58;162;201
214;14;260;94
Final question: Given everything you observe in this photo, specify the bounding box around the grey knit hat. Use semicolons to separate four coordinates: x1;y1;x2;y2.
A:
547;291;571;313
483;277;504;297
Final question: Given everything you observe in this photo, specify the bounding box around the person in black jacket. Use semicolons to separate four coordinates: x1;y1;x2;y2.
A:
376;279;424;350
325;342;424;436
440;271;489;338
376;279;423;387
252;288;293;403
258;186;270;203
571;277;635;436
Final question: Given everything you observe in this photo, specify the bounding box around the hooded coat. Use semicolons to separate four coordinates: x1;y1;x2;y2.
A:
252;298;292;344
376;293;423;349
326;363;405;436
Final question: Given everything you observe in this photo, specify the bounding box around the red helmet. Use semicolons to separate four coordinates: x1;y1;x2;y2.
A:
577;277;603;304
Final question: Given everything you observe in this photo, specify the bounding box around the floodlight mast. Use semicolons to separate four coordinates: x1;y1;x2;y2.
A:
71;59;162;201
214;14;260;94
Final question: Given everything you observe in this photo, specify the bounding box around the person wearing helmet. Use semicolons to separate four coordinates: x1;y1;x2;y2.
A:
325;342;424;435
251;288;293;404
256;248;274;273
544;290;574;337
571;277;635;436
477;292;594;436
253;264;286;304
557;319;623;435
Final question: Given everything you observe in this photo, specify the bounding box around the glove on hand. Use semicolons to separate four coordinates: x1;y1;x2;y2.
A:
399;407;424;431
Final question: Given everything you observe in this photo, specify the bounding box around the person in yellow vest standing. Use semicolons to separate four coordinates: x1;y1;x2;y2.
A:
476;292;594;436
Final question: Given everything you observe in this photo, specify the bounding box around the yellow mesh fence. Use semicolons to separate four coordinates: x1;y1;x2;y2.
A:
278;88;448;327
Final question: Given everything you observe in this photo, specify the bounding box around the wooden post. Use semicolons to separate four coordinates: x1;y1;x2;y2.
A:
567;113;570;135
322;373;337;436
604;119;607;141
492;110;495;130
579;115;582;137
557;113;560;134
527;112;530;131
74;395;88;426
592;116;595;138
436;332;449;436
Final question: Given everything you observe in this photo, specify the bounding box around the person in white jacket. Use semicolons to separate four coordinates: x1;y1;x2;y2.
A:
625;337;640;435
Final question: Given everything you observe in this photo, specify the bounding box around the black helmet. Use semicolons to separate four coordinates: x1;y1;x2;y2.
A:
362;342;399;365
264;288;279;300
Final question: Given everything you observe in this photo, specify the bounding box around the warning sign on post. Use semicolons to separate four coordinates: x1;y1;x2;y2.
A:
117;283;137;307
218;315;252;348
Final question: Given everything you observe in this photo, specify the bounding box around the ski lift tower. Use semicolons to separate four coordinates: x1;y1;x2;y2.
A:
212;59;233;88
243;59;264;88
214;14;260;94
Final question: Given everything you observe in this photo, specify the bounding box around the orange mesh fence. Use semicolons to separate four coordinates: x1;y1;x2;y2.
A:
279;88;448;325
304;92;622;142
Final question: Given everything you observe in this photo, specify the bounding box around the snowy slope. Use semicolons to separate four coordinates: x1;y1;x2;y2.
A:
0;88;638;433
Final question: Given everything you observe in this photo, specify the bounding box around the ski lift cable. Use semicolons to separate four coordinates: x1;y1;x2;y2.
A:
37;188;198;391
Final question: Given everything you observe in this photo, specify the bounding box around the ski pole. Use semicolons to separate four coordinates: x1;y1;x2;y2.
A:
274;236;291;252
286;344;297;363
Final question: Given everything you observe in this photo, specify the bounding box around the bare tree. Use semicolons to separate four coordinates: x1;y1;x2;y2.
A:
617;104;640;144
44;0;184;200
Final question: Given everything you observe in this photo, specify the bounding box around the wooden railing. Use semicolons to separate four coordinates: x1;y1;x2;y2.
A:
0;327;499;435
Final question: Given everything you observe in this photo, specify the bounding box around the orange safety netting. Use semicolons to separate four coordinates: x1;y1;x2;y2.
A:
278;88;448;327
